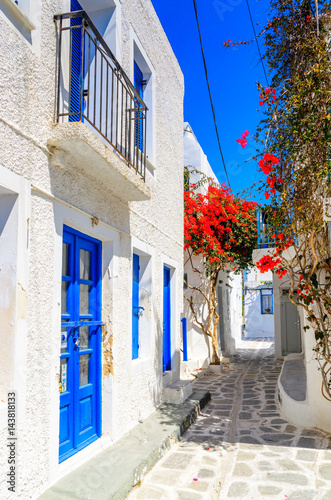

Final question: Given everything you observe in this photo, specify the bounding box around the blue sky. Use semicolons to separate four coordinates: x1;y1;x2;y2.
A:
151;0;271;198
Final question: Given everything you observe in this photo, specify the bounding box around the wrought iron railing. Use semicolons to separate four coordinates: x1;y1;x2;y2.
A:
257;208;298;248
257;208;275;248
54;11;147;180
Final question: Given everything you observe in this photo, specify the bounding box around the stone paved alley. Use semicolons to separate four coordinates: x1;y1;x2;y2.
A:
127;338;331;500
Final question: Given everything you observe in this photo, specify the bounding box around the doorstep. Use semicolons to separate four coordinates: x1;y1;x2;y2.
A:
39;389;211;500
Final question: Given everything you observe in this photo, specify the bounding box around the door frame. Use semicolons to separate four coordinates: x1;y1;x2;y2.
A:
59;225;102;463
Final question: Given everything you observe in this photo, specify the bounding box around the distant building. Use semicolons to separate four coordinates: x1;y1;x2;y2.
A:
244;268;274;338
182;124;243;370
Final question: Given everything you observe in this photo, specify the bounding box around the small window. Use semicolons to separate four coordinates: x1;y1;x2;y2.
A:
183;273;188;289
261;289;273;314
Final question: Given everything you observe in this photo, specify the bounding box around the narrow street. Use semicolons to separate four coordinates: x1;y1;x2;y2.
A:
128;339;331;500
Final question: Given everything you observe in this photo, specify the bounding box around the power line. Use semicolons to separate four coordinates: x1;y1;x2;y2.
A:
192;0;231;188
245;0;269;87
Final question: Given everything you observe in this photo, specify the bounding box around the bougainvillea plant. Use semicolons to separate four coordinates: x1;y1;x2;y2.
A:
184;168;257;363
225;0;331;399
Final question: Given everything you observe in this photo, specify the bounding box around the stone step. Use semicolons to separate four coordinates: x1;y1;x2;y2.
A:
162;379;193;404
38;389;211;500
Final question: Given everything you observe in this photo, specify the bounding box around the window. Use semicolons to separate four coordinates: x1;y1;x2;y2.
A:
261;289;273;314
132;36;154;164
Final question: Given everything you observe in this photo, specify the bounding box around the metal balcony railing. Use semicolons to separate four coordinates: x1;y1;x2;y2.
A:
54;11;147;180
257;208;275;248
257;208;298;248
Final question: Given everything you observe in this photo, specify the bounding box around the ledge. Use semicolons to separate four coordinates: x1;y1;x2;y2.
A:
39;389;211;500
2;0;36;31
278;356;313;428
48;122;151;202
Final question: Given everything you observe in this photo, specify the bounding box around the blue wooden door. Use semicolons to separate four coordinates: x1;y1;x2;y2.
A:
59;226;102;463
70;0;84;122
163;267;171;372
132;254;140;359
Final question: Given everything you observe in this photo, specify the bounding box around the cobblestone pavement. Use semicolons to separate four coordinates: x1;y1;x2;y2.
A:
127;338;331;500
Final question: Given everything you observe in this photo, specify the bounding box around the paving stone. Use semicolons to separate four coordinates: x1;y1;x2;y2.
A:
324;450;331;461
162;453;194;469
239;412;252;420
149;470;180;486
257;460;274;471
188;480;209;492
227;481;250;497
239;436;262;445
270;418;288;424
285;425;297;433
236;451;256;461
261;433;294;443
177;491;203;499
135;486;163;499
266;473;308;485
277;459;302;471
233;463;253;477
285;491;317;500
297;437;317;449
296;450;317;461
197;468;215;478
321;491;331;500
319;463;331;480
258;485;283;496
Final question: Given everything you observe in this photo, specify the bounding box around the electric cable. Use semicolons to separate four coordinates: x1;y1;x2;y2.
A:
245;0;269;87
192;0;231;187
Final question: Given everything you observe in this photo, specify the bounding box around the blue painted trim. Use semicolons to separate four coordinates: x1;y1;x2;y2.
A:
163;267;171;372
132;253;140;360
59;225;102;463
260;288;274;315
181;318;188;362
134;61;144;150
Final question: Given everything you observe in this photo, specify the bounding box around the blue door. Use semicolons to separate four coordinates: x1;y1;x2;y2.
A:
70;0;84;122
163;267;171;372
59;226;102;463
132;254;140;359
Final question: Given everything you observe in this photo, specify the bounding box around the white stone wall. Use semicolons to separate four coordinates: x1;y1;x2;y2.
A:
183;124;243;364
244;268;274;337
0;0;184;497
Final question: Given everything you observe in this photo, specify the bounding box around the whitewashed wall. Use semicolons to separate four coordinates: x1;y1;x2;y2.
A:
244;267;274;337
0;0;184;497
183;124;243;364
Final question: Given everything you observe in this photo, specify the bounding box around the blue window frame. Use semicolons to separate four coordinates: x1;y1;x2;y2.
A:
132;253;140;360
134;61;144;150
163;266;171;372
261;288;273;314
59;226;102;463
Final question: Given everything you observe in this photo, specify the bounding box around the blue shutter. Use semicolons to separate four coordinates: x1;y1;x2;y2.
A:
132;254;140;359
134;62;144;150
69;0;84;122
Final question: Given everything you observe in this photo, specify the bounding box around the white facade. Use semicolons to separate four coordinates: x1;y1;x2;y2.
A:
253;247;331;433
244;267;274;338
183;124;243;366
0;0;184;497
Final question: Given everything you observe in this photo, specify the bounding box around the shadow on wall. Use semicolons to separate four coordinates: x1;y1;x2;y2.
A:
245;290;274;337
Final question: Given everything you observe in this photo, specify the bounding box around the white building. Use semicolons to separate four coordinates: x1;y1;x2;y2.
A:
244;267;274;338
182;124;243;368
254;235;331;433
0;0;184;497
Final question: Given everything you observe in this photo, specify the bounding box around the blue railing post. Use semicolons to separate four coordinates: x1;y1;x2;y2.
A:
181;317;188;362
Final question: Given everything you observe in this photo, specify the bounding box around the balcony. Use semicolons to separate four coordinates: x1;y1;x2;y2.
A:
52;10;150;201
257;208;275;249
